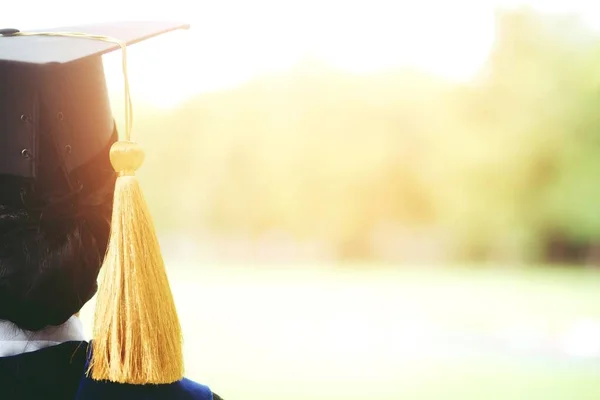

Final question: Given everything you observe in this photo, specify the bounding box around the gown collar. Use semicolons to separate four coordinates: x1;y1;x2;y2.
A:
0;316;87;357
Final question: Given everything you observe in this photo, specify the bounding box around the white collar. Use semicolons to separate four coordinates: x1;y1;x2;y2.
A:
0;316;88;357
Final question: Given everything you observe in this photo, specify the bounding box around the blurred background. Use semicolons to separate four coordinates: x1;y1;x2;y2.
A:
8;0;600;398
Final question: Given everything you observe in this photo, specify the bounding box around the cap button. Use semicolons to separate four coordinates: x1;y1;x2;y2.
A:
0;29;20;36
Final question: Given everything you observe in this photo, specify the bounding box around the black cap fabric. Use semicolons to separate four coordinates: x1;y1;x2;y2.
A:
0;21;189;178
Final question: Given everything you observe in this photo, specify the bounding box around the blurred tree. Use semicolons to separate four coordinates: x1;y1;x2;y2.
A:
465;9;600;263
129;8;600;265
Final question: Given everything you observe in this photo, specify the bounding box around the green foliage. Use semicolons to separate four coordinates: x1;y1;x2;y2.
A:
131;9;600;263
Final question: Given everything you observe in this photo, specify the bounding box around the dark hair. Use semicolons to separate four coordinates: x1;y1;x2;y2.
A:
0;128;117;331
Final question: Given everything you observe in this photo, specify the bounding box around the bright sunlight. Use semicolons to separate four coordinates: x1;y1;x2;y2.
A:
7;0;600;108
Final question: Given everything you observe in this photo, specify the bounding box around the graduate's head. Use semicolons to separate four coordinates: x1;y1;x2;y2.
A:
0;23;187;334
0;36;119;331
0;22;188;385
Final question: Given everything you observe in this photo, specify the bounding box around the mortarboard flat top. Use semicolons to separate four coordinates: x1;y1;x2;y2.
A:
0;21;190;65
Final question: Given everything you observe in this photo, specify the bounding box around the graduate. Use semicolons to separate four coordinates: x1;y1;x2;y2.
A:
0;22;223;399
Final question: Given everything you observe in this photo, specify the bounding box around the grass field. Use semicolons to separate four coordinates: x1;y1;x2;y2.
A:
80;263;600;399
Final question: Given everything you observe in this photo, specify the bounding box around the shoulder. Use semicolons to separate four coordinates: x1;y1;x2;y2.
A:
76;375;221;400
178;378;224;400
74;342;223;400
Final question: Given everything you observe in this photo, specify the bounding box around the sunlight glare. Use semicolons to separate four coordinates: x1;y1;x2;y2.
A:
7;0;600;108
101;1;498;108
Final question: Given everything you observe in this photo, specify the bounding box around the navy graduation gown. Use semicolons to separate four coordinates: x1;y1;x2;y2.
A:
0;341;223;400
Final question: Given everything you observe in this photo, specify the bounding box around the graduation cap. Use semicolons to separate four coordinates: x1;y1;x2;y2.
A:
0;21;189;178
0;22;188;384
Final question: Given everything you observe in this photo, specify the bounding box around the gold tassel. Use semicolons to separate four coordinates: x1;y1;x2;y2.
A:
89;141;184;384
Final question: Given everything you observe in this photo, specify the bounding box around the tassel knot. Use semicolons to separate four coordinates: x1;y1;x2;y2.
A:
110;141;145;175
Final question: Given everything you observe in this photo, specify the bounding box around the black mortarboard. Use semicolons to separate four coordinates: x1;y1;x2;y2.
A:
0;21;189;179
